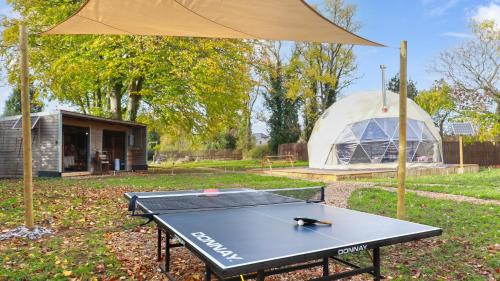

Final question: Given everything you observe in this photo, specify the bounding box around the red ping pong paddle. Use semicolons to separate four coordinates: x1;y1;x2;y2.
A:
203;189;220;196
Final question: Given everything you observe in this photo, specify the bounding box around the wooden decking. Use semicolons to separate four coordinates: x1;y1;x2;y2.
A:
61;171;92;177
260;164;480;182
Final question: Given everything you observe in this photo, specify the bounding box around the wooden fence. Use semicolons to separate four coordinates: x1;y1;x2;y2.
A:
277;143;308;161
155;149;242;162
442;137;499;167
278;139;500;166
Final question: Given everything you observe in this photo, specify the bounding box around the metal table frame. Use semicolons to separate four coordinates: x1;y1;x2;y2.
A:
156;226;382;281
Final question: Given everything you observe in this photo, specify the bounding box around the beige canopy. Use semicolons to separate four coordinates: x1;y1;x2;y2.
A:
44;0;382;46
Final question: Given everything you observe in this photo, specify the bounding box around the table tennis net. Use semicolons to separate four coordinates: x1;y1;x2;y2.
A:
135;187;324;213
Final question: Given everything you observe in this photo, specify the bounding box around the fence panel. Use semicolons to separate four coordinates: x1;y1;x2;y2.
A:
443;140;499;166
278;143;308;161
156;149;242;162
277;140;500;166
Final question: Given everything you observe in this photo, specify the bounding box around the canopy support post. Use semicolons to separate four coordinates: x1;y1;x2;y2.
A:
397;40;407;220
20;23;34;229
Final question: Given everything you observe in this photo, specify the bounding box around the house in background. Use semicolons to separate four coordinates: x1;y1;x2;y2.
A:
0;110;147;177
253;133;270;146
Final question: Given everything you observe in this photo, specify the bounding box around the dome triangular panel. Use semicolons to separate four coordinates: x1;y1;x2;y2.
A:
335;142;358;164
374;118;398;140
350;120;370;139
334;125;358;144
361;120;388;141
361;141;390;163
348;144;371;164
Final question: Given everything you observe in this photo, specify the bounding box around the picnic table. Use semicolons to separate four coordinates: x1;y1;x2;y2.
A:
261;154;295;170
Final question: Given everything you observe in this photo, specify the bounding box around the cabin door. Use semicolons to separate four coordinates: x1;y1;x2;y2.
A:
102;130;126;170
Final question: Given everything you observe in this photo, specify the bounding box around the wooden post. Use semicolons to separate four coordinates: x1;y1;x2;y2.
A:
20;23;34;229
397;40;407;220
458;135;464;173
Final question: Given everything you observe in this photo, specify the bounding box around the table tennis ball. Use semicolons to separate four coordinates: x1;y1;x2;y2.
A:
297;219;305;226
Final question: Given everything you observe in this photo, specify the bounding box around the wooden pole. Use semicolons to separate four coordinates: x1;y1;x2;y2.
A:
459;135;464;173
20;23;34;229
397;40;407;220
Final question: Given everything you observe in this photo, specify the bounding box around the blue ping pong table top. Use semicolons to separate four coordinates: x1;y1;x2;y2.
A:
125;190;442;275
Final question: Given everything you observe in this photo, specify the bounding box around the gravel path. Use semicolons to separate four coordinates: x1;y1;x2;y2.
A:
324;182;375;208
323;182;500;207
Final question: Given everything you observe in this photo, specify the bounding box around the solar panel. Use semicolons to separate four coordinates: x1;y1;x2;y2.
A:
12;116;40;130
451;122;474;136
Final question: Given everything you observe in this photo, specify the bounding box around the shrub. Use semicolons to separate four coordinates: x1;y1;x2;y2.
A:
247;145;269;159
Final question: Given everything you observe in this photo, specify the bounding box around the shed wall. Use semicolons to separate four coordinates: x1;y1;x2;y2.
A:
0;114;60;177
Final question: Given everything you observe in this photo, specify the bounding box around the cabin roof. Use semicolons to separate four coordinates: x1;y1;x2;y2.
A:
0;110;146;128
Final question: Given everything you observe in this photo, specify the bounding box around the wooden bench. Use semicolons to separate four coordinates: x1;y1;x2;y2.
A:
261;154;295;171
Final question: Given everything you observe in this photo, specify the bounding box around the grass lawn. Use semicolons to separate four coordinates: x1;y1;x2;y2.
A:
349;189;499;281
355;168;500;200
153;159;309;170
1;170;498;280
0;172;317;280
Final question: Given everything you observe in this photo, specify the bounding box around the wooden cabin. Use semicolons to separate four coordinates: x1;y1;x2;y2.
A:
0;110;147;177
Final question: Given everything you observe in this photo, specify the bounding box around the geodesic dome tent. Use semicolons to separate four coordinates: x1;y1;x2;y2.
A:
308;91;443;169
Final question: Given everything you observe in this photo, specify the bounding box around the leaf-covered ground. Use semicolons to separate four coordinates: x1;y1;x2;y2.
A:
0;172;317;280
1;171;498;280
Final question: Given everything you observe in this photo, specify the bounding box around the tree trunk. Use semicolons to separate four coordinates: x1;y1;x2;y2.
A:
85;93;91;111
245;113;252;151
439;119;445;137
109;78;123;120
127;77;144;122
95;83;102;108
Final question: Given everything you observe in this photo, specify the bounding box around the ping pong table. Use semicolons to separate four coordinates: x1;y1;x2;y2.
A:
125;187;442;281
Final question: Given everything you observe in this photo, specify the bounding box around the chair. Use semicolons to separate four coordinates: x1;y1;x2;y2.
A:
97;151;111;174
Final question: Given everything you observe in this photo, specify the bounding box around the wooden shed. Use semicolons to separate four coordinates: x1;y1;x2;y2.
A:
0;110;147;177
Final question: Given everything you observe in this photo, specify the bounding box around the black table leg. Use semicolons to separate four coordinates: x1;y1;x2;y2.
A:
373;247;380;281
322;257;329;276
205;264;212;281
157;227;162;262
165;232;171;272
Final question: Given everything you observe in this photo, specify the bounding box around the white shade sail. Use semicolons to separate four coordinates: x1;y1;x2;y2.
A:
43;0;382;46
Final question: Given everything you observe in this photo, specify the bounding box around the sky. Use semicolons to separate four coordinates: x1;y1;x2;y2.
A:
0;0;498;133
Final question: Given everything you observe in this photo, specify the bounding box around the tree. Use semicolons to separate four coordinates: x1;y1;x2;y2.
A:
459;110;500;142
259;42;301;154
434;20;499;116
387;73;419;100
287;0;360;140
3;87;43;116
238;77;261;153
415;80;456;136
143;37;253;143
1;0;254;144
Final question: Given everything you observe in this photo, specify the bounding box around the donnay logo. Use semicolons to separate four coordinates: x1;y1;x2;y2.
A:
191;232;243;262
338;244;368;255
